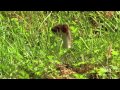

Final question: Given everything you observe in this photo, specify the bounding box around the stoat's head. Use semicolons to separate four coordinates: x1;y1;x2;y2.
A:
51;24;69;35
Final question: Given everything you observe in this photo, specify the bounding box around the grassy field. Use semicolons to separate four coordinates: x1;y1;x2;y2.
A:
0;11;120;79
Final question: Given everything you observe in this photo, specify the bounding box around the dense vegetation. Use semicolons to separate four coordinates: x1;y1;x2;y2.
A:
0;11;120;79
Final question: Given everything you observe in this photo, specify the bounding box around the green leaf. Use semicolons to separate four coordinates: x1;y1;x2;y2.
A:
72;73;86;79
112;50;119;56
70;26;77;33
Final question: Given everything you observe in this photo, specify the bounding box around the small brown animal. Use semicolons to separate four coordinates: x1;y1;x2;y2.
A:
51;24;72;49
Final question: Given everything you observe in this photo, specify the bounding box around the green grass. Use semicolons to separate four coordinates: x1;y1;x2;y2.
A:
0;11;120;79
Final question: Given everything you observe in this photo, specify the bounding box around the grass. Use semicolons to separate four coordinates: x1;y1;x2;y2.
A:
0;11;120;79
